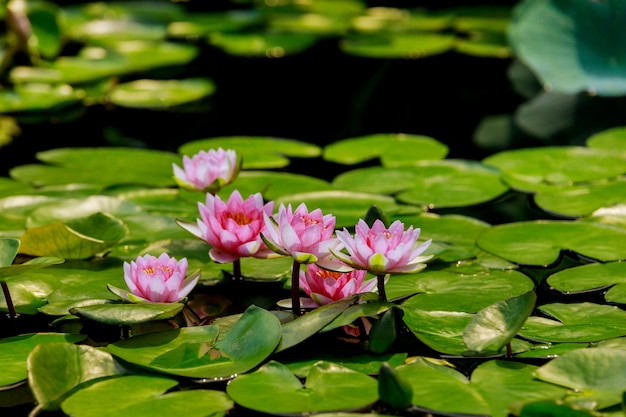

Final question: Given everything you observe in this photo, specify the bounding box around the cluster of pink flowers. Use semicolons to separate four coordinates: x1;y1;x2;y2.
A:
111;148;433;319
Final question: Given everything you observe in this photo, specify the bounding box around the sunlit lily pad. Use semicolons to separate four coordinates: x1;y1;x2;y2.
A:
519;303;626;343
28;342;125;410
483;146;626;192
508;0;626;96
333;160;508;209
226;360;378;414
106;305;281;378
167;10;264;37
275;190;406;228
533;178;626;217
178;136;321;170
71;302;184;325
534;348;626;410
284;352;407;377
62;375;233;417
341;32;456;59
476;220;626;266
322;133;448;166
209;32;319;57
392;270;534;313
547;261;626;304
0;83;81;113
109;78;215;109
0;333;86;387
395;357;566;417
586;126;626;157
10;147;180;187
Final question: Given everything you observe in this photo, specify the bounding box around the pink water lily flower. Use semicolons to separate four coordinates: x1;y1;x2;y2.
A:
173;148;240;193
261;203;337;264
332;219;433;275
178;190;275;264
300;263;377;306
108;253;200;303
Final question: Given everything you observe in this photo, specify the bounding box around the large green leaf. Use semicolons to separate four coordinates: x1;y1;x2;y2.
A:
476;220;626;266
18;212;128;259
109;78;215;109
389;270;534;312
520;303;626;343
106;305;281;378
0;237;20;267
508;0;626;96
226;360;378;414
220;171;332;201
0;83;82;113
322;134;448;166
341;32;456;58
0;333;86;387
534;348;626;410
284;352;407;377
71;302;185;325
483;146;626;193
61;375;233;417
547;261;626;304
463;291;536;353
333;160;508;209
28;342;125;410
178;136;321;170
209;32;319;56
586;126;626;157
10;147;180;187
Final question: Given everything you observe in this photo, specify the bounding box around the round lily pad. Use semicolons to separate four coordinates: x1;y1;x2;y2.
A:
220;170;332;201
209;32;319;57
109;78;215;109
547;261;626;304
476;220;626;266
341;32;456;58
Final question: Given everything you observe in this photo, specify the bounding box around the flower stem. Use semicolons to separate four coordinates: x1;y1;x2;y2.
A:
291;261;302;316
1;280;17;318
377;274;387;302
232;259;242;281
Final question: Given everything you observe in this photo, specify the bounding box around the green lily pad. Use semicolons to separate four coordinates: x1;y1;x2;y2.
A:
321;300;393;334
268;11;353;36
0;255;65;279
547;261;626;304
401;307;532;356
322;133;448;166
209;32;319;56
109;78;215;109
508;0;626;96
284;352;407;377
61;375;233;417
18;212;128;259
178;136;321;170
388;270;534;312
533;178;626;217
0;237;20;267
0;83;82;113
534;348;626;410
28;342;125;410
519;303;626;343
276;190;406;228
476;220;626;266
395;357;567;417
10;147;180;187
0;333;86;387
515;342;588;359
586;126;626;157
341;32;456;59
483;146;626;192
463;291;536;353
167;10;264;37
220;170;332;201
226;360;378;414
106;305;281;378
333;160;508;209
71;302;185;325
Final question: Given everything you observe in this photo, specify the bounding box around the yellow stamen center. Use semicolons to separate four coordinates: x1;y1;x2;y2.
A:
227;211;252;225
316;269;343;280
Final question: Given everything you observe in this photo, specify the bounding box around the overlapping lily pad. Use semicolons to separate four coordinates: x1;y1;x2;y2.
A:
10;147;180;187
322;134;448;166
476;220;626;266
220;171;333;201
106;305;281;379
226;360;378;414
483;146;626;193
547;261;626;304
61;375;233;417
333;160;508;209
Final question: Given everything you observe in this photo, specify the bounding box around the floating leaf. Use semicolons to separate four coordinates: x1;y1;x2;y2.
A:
463;291;536;353
226;360;378;414
220;171;332;201
106;305;281;378
61;375;233;417
19;212;127;259
71;302;185;325
322;133;448;166
341;32;456;59
476;220;626;266
209;32;319;57
547;261;626;304
109;78;215;109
